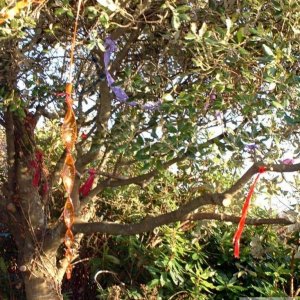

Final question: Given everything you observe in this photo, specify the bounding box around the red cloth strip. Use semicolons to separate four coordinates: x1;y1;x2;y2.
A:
79;169;96;197
233;166;266;258
29;150;44;187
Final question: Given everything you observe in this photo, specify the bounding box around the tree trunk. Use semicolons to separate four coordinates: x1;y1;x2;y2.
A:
0;40;67;300
20;238;64;300
24;275;63;300
7;111;66;299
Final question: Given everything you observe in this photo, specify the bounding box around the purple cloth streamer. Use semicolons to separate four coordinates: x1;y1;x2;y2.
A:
143;101;161;111
104;37;129;102
205;93;216;111
128;101;138;107
112;86;129;102
281;158;294;165
245;143;258;151
104;37;117;69
106;71;115;86
215;110;223;123
103;37;161;110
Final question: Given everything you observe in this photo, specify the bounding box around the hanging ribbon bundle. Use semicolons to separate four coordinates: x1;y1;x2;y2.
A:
233;166;266;258
60;0;82;280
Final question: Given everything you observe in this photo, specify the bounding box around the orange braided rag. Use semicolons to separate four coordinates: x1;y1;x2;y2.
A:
60;0;82;280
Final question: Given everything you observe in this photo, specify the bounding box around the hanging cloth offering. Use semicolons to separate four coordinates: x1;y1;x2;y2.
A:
79;169;96;197
233;166;266;258
60;0;82;280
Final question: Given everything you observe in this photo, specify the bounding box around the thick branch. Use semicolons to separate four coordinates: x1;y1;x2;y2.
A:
226;162;300;196
87;121;248;194
48;150;66;187
110;26;144;73
75;193;222;234
76;161;300;236
74;211;294;236
190;212;294;225
106;155;187;188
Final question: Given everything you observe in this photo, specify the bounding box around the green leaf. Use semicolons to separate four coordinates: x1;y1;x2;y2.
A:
272;100;283;109
172;14;181;30
236;27;245;43
148;278;160;288
104;254;120;265
135;148;149;160
185;32;196;40
192;253;199;260
201;280;215;289
262;44;274;56
198;22;207;38
54;8;67;16
176;5;190;13
160;273;167;286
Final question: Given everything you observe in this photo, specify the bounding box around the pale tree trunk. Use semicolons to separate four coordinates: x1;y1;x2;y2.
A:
2;110;66;299
0;39;68;300
24;275;62;300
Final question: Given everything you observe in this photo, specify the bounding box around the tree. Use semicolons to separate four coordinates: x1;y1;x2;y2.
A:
0;0;299;299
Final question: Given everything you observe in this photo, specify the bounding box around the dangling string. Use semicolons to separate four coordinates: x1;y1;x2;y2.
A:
233;166;266;258
60;0;82;280
67;0;82;83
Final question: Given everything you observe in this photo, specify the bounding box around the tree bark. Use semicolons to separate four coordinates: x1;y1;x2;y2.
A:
3;111;66;299
24;274;62;300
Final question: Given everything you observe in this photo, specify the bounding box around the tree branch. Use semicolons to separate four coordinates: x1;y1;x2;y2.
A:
75;192;222;234
48;150;66;187
85;119;248;194
73;210;294;236
75;160;300;236
225;162;300;196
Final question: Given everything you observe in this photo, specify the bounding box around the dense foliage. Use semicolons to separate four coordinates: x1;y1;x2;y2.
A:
74;220;299;299
0;0;299;299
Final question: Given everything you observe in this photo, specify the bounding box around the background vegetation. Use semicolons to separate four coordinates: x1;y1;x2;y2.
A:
0;0;299;299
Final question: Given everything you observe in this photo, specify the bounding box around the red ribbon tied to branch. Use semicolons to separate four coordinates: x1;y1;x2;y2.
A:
79;169;96;197
233;166;267;258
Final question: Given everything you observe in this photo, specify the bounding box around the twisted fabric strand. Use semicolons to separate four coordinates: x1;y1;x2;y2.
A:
60;0;82;280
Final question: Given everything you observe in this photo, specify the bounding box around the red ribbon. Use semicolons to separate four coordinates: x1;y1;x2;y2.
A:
233;166;266;258
81;132;88;140
29;150;44;187
79;169;96;197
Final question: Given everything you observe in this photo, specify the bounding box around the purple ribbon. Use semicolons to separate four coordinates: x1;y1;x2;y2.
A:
104;37;160;111
104;37;129;102
245;143;258;152
281;158;294;165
